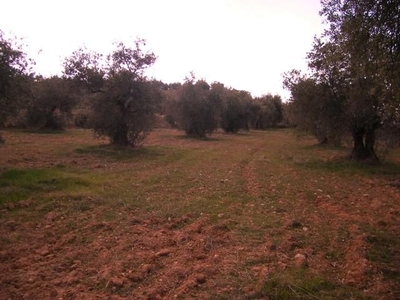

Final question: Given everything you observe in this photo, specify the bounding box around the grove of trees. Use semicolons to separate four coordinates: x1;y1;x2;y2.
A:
162;77;283;137
0;30;33;129
0;29;284;146
284;0;400;161
2;0;399;156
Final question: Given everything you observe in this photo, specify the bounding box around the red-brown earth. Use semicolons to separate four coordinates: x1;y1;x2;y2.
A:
0;128;399;299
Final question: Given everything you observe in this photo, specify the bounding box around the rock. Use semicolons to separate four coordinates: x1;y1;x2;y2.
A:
5;221;18;231
195;254;207;260
127;273;142;282
293;253;308;268
111;277;124;287
19;199;33;208
91;221;113;230
140;264;152;274
147;289;162;300
155;249;171;257
377;220;387;226
37;247;51;256
195;273;207;284
49;289;58;299
45;212;59;221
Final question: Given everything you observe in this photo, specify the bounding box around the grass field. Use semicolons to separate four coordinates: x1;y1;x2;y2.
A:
0;128;399;299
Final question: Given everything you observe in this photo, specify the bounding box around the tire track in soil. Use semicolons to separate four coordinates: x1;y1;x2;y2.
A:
243;146;264;199
241;137;374;294
315;196;371;289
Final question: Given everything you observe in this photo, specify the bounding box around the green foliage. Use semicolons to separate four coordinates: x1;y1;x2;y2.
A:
177;77;222;137
283;70;344;146
0;30;33;126
161;83;181;128
284;1;400;160
251;94;283;129
24;76;77;130
73;110;90;128
220;89;249;133
63;39;158;146
90;72;158;146
364;226;400;282
253;270;368;300
75;144;185;162
168;78;283;135
0;168;89;204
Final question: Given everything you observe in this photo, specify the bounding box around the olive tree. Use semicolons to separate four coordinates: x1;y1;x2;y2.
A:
220;89;251;133
283;69;345;146
285;0;400;160
251;94;283;129
177;77;222;137
64;39;158;146
24;76;77;130
0;30;33;132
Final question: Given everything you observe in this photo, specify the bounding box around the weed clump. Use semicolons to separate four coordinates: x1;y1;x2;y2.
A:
290;220;303;229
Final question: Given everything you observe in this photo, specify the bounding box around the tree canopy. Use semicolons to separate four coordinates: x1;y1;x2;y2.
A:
0;30;33;126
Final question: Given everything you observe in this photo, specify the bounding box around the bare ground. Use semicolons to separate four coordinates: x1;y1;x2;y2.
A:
0;128;399;299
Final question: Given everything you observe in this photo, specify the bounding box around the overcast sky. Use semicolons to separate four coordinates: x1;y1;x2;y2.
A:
0;0;325;99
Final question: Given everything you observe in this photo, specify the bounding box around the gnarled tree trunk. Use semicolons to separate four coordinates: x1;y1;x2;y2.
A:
112;122;130;146
351;127;378;161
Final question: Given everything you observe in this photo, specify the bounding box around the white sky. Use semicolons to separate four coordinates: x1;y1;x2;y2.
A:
0;0;324;99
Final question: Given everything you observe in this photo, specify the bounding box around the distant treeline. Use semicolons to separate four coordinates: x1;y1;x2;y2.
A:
0;33;286;147
2;0;399;162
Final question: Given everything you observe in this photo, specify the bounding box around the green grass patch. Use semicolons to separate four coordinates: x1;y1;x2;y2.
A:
0;168;90;204
75;145;187;163
298;159;400;177
364;226;400;281
253;269;370;300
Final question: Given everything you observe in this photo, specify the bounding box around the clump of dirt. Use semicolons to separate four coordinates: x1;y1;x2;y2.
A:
0;203;253;299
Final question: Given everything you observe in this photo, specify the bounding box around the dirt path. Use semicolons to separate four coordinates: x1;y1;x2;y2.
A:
243;146;264;199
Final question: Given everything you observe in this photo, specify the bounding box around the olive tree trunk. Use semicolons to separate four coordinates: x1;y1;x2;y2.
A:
351;127;378;161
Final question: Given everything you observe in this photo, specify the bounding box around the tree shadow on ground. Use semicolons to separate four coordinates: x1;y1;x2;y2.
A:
175;134;222;142
22;129;66;135
297;156;400;177
74;144;166;161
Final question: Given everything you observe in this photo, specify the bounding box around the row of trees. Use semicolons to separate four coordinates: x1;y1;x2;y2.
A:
284;0;400;161
163;77;283;137
0;31;283;146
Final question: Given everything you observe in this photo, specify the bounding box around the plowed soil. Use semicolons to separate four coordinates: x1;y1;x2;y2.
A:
0;128;399;299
